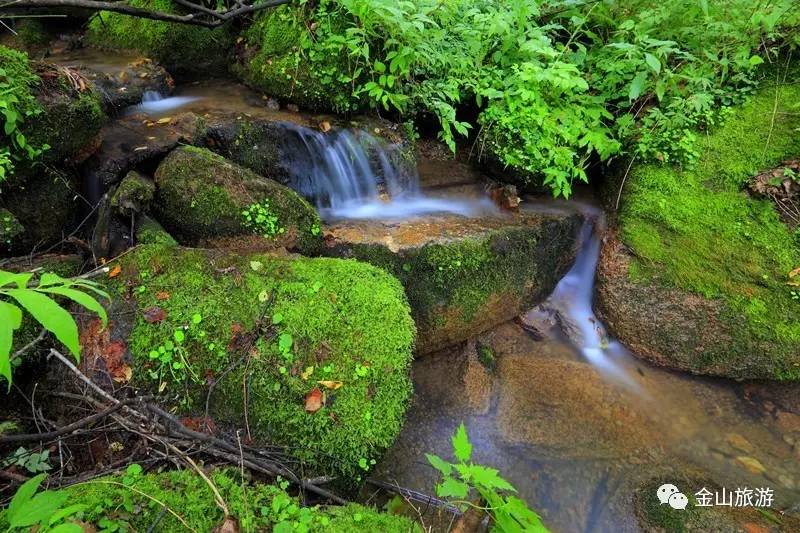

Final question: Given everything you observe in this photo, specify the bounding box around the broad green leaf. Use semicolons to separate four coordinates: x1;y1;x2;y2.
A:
4;289;80;357
7;473;46;521
437;477;469;499
48;503;87;525
49;524;85;533
425;453;452;476
0;300;22;329
452;423;472;463
644;53;661;74
1;303;20;386
628;71;648;101
36;286;107;327
9;489;69;527
461;464;516;492
37;272;66;287
0;270;32;288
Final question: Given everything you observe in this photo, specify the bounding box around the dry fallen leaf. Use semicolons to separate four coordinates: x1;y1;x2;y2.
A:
304;388;325;413
108;265;122;278
142;306;167;323
789;266;800;278
156;117;172;124
301;366;314;380
156;291;171;301
317;380;343;390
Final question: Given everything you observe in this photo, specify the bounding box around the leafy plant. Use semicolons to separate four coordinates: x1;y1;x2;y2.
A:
242;199;284;238
0;270;109;387
4;473;86;532
1;447;52;473
427;424;548;532
0;46;48;185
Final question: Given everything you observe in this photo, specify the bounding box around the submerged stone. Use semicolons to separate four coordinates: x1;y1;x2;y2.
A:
324;207;582;353
98;244;415;478
152;146;323;253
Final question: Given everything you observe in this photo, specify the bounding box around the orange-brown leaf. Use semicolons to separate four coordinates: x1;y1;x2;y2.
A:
108;265;122;278
304;388;325;413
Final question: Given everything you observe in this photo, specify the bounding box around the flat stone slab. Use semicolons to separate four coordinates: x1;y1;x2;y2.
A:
323;204;583;353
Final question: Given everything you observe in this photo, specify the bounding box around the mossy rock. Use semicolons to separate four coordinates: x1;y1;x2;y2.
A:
0;167;83;257
152;146;323;253
324;209;583;354
232;5;362;113
598;80;800;380
22;70;105;166
0;468;420;532
111;170;155;216
105;245;415;478
86;0;235;78
135;214;177;246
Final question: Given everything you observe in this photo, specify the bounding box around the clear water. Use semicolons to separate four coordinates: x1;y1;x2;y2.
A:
129;90;201;115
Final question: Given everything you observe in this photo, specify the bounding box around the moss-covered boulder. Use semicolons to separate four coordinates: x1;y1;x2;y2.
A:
232;5;361;113
111;170;155;216
86;0;235;77
135;214;177;246
153;146;323;252
598;81;800;380
0;468;420;532
101;245;415;478
324;208;582;354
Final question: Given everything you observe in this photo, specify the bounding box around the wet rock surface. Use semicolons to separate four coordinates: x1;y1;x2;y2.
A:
323;205;583;353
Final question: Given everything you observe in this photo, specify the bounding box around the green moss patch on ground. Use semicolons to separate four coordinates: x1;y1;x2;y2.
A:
232;5;360;113
86;0;234;77
153;146;323;253
112;245;415;479
0;468;419;532
617;80;800;379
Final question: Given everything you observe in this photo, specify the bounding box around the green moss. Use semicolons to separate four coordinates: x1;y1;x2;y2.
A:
618;80;800;378
327;215;580;353
477;343;495;371
232;6;360;113
117;245;415;479
135;215;178;246
111;171;155;216
50;468;419;532
153;146;322;252
86;0;234;77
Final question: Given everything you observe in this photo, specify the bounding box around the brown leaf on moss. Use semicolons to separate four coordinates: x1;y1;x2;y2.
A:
79;319;132;384
304;388;325;413
156;291;171;300
181;416;218;435
142;306;167;323
108;264;122;278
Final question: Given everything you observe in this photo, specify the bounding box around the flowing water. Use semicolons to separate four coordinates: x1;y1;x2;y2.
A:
374;203;800;532
56;50;800;530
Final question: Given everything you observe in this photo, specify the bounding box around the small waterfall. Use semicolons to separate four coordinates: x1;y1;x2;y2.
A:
524;207;642;390
129;91;200;115
279;124;494;220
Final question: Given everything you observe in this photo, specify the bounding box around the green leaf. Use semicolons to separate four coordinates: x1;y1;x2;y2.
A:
644;53;661;74
749;55;764;67
437;477;469;499
374;60;386;73
7;473;46;521
452;423;472;463
278;333;293;353
36;286;107;327
10;489;69;527
4;289;80;358
49;524;85;533
629;71;648;101
425;453;452;476
462;464;516;492
272;312;284;325
48;504;87;526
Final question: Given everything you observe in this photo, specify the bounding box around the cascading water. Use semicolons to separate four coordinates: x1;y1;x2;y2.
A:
130;90;201;115
279;124;494;220
524;206;642;391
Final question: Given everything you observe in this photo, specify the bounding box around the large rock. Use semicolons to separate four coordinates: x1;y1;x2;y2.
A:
597;82;800;380
152;146;323;253
324;207;582;353
91;244;415;478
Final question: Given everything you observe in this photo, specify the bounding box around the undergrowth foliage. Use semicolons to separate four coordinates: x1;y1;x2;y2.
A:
0;270;109;386
268;0;797;196
0;46;47;185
